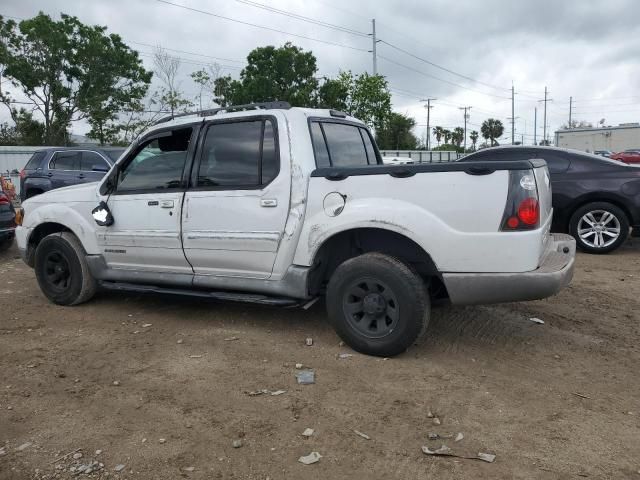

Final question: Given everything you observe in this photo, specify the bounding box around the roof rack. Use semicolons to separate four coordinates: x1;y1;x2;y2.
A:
153;101;292;125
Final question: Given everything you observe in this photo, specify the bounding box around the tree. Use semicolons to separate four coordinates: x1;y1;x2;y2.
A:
433;126;444;146
154;47;192;118
451;127;464;147
0;13;151;145
561;119;593;130
375;112;418;150
470;130;479;150
481;118;504;146
190;64;222;110
316;71;391;130
442;129;452;145
214;43;319;107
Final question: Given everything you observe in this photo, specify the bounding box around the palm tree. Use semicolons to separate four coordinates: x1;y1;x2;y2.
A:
452;127;464;147
443;129;452;145
433;126;443;146
470;130;479;150
481;118;504;146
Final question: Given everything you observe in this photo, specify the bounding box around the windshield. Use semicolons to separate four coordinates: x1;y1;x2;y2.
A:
104;149;126;161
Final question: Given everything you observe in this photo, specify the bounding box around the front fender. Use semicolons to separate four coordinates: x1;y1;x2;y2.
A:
23;203;99;254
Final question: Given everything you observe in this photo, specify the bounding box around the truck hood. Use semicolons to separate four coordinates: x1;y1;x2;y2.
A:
24;182;100;205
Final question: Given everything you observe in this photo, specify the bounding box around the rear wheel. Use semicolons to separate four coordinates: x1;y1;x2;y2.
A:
34;232;97;305
569;202;629;254
326;252;430;357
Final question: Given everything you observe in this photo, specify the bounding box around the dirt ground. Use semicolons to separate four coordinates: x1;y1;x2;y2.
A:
1;240;639;480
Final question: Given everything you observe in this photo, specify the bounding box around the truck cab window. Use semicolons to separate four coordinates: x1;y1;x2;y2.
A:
310;121;373;167
117;128;192;192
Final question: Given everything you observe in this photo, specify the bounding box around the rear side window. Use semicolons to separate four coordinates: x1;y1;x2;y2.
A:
196;119;279;188
310;121;375;167
25;151;46;170
80;151;110;171
50;151;80;170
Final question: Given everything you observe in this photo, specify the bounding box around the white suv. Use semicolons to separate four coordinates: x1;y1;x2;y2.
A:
16;102;575;356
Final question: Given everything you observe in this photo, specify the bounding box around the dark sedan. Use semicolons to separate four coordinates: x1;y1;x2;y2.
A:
460;146;640;254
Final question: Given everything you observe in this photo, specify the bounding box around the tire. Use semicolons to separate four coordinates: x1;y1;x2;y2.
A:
34;232;97;305
326;252;430;357
569;202;629;254
0;237;12;252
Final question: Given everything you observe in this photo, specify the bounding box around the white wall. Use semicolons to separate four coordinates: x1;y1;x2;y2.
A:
555;126;640;152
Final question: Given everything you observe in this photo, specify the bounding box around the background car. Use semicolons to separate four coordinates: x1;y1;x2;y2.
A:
0;178;16;252
610;149;640;164
594;150;613;158
460;145;640;253
19;147;125;201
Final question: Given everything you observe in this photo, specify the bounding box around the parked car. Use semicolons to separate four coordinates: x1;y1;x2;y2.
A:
15;102;575;357
0;179;16;252
19;147;125;201
460;145;640;253
610;149;640;164
594;150;612;158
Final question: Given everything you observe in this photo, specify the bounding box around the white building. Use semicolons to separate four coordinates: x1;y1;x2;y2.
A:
554;123;640;153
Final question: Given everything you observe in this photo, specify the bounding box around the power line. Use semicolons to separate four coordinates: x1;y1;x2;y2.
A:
379;55;510;99
154;0;368;52
234;0;368;37
379;40;509;93
130;41;245;64
137;52;243;71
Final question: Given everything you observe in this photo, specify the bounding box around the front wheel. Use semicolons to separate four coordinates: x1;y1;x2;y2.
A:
569;202;629;254
326;253;430;357
34;232;97;305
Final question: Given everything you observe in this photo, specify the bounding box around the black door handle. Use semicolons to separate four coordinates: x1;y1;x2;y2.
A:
147;201;159;206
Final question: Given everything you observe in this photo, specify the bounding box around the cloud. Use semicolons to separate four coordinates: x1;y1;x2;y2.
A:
2;0;639;144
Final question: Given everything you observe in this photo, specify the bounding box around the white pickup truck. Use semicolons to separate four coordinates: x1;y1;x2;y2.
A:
15;102;575;356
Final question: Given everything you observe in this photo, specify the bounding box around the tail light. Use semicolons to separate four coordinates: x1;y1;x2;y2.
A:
500;170;540;231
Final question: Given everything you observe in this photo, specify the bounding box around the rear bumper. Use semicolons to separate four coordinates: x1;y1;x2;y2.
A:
442;233;575;306
0;226;15;240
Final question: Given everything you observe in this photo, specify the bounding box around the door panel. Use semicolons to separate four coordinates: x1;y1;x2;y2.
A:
48;151;81;189
182;117;289;279
98;127;196;273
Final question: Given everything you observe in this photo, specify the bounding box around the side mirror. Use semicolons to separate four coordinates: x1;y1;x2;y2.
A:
92;201;114;226
92;164;110;173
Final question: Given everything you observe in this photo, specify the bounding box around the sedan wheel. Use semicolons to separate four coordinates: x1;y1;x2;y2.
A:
577;210;621;249
569;202;629;254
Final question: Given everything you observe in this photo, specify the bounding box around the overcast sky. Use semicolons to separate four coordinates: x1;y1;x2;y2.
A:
2;0;640;145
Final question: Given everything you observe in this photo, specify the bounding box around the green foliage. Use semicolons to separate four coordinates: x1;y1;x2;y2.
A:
0;12;152;145
469;130;479;150
451;127;464;147
376;112;418;150
432;143;464;153
214;43;319;107
0;109;47;146
480;118;504;146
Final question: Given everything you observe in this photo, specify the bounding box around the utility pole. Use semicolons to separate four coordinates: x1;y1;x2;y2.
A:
534;107;537;145
511;83;515;144
459;106;472;151
421;98;436;150
371;19;377;75
568;96;573;128
538;87;552;145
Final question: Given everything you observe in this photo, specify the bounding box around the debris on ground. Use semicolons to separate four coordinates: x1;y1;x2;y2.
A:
305;337;313;346
296;370;315;385
232;439;243;448
432;417;441;425
114;464;126;472
95;450;102;455
72;452;83;460
428;433;453;440
571;392;591;399
176;339;183;344
338;353;354;359
16;442;32;451
246;389;287;396
189;355;203;359
422;445;496;463
455;432;464;442
427;410;434;418
295;363;304;369
158;438;166;444
142;323;152;328
353;430;370;440
302;428;314;437
112;380;121;386
298;451;322;465
224;337;239;341
528;317;545;324
183;466;195;472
